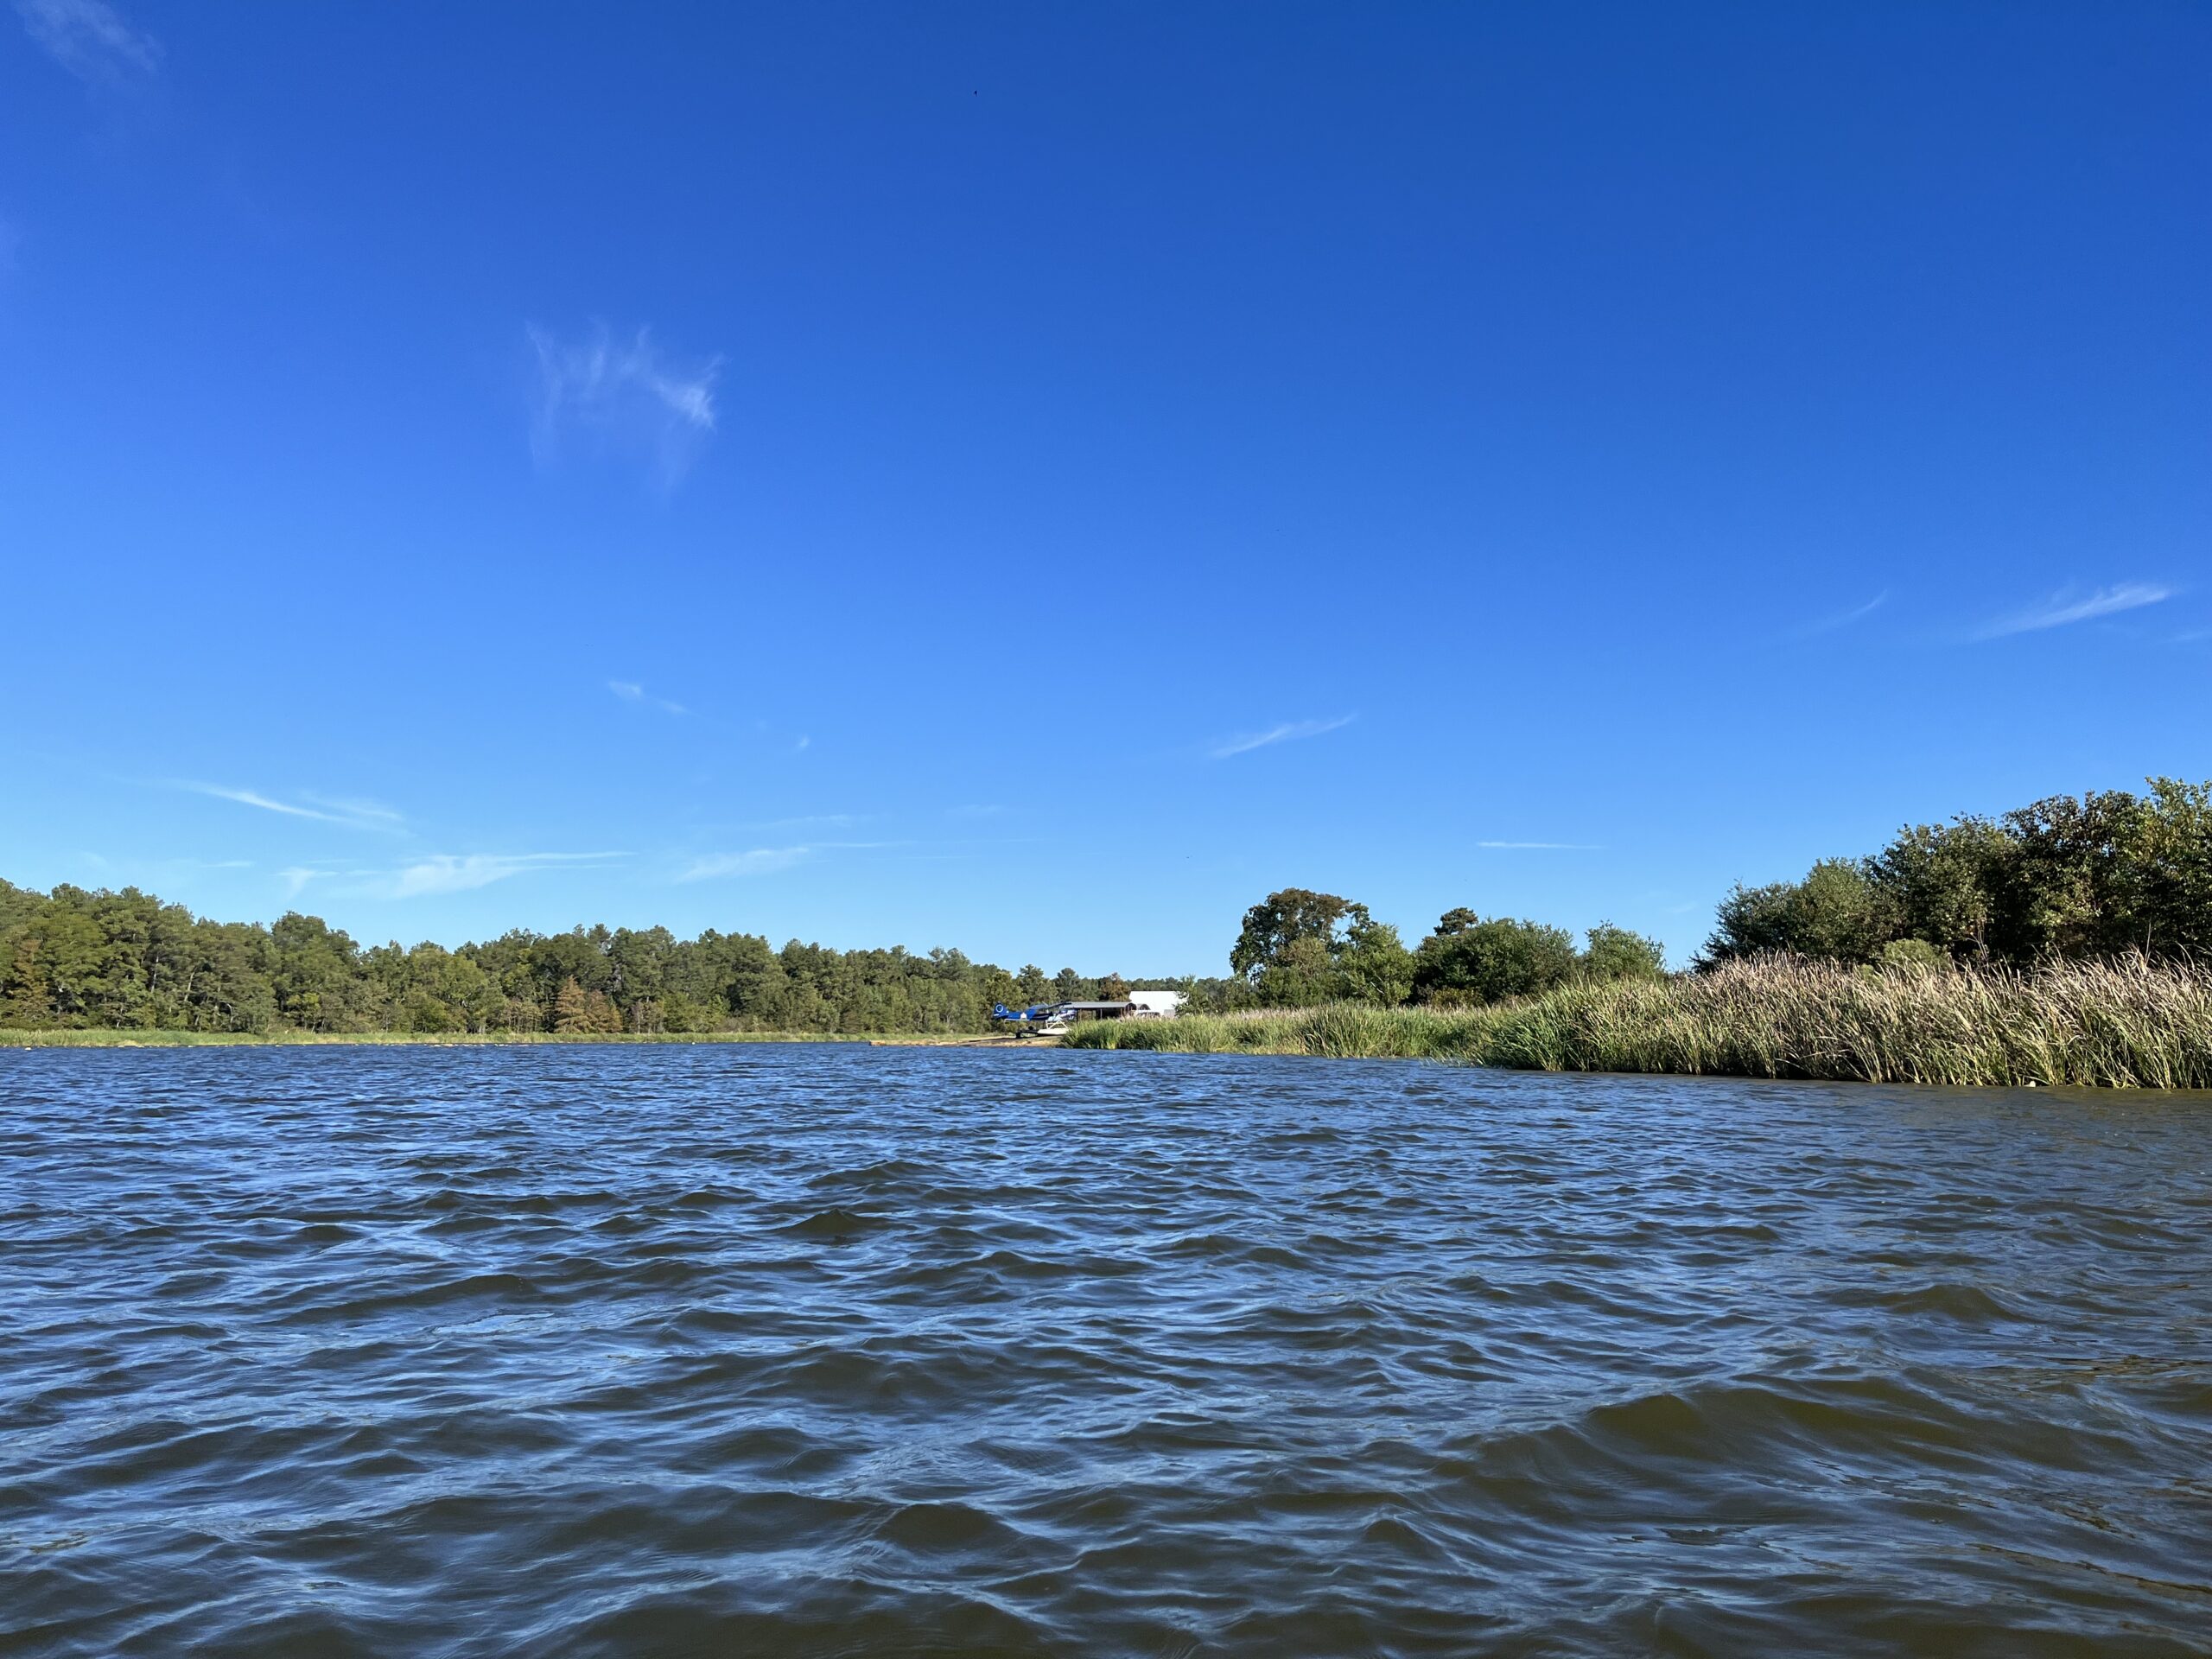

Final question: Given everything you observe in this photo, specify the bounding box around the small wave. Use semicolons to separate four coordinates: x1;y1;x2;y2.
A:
270;1269;545;1326
781;1206;892;1238
874;1499;1027;1554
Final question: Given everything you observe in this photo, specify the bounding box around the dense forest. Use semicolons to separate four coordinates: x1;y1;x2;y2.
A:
0;878;1166;1035
5;781;2202;1035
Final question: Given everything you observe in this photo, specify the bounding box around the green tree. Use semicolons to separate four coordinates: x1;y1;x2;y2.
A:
1704;859;1894;966
1994;788;2155;961
404;990;463;1033
1;933;54;1027
1580;923;1665;982
269;912;366;1031
2138;778;2212;957
1256;935;1336;1006
1785;857;1896;963
607;926;674;1006
659;991;718;1032
1413;913;1578;1004
1870;817;2011;962
0;878;41;936
1335;916;1414;1006
22;903;106;1026
1230;888;1369;985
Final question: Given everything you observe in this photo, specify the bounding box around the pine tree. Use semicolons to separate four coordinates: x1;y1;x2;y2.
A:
551;976;588;1033
2;937;53;1027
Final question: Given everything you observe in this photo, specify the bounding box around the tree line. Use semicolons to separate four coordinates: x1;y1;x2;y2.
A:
1205;887;1666;1010
1202;778;2212;1012
0;879;1154;1035
1701;779;2212;970
6;779;2202;1033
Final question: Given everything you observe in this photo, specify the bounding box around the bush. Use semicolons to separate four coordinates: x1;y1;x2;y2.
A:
1875;938;1948;976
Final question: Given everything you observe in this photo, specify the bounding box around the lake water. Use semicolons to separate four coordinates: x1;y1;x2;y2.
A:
3;1046;2209;1656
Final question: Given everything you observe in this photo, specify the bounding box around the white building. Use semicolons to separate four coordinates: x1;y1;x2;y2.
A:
1124;989;1187;1018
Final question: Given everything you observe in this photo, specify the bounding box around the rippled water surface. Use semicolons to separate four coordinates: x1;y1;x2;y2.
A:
5;1047;2212;1656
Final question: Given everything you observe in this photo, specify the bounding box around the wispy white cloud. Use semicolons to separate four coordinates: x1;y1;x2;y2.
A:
674;838;913;882
1799;590;1889;637
529;322;719;487
14;0;160;83
1210;715;1355;760
297;791;404;825
607;678;688;715
178;782;403;831
278;866;322;899
1976;582;2174;640
678;847;811;881
732;813;856;833
794;734;810;753
186;784;323;820
1477;840;1602;851
392;852;625;898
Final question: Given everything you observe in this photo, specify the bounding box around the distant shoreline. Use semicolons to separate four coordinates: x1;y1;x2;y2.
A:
0;1029;875;1049
16;951;2212;1090
0;1028;1088;1052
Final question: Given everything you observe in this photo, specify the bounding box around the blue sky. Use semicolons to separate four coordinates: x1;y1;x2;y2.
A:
2;2;2206;972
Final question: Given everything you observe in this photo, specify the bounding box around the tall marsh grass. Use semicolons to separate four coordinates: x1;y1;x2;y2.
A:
1062;955;2212;1089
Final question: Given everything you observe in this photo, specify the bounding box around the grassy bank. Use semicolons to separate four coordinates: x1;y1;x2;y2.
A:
1060;956;2212;1089
0;1029;871;1049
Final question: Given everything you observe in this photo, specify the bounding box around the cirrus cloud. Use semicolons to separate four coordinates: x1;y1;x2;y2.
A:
392;851;626;898
1210;715;1356;760
1975;582;2174;639
677;847;811;881
177;782;404;832
15;0;160;85
528;322;720;488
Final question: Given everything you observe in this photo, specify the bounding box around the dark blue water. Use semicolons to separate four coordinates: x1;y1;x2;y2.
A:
3;1046;2209;1656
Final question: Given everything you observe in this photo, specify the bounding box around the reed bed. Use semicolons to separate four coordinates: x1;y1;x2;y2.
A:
1061;956;2212;1089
